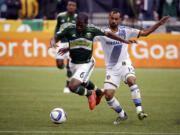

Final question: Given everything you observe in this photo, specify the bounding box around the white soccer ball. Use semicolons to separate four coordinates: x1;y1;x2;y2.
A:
50;108;67;124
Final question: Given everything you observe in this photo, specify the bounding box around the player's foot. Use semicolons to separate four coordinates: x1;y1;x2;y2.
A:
96;89;104;105
138;111;148;120
87;90;96;110
63;87;70;93
113;112;128;125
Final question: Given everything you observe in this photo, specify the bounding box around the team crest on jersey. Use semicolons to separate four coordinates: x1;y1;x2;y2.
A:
61;19;65;23
118;30;126;39
119;33;125;39
86;33;92;39
120;35;125;39
60;25;64;30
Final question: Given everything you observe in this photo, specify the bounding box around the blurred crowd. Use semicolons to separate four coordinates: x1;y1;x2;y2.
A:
0;0;180;21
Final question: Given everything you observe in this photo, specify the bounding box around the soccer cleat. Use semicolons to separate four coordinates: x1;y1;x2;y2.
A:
138;111;148;120
63;87;70;93
96;89;104;105
88;90;96;110
113;112;128;125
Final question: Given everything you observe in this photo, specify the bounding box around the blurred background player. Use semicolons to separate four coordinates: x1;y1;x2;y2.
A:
54;0;77;93
95;8;169;124
50;12;136;110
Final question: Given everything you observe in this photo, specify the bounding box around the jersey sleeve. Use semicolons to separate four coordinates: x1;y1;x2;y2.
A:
56;23;72;40
61;37;68;43
126;28;140;38
93;26;106;36
93;36;104;42
56;27;68;40
54;16;61;35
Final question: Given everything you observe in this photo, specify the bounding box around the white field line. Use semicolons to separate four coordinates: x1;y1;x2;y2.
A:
0;131;180;135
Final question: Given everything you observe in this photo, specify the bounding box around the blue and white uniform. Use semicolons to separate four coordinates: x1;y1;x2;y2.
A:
95;26;140;89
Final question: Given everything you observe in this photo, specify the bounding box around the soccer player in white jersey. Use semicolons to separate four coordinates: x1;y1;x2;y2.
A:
94;8;169;124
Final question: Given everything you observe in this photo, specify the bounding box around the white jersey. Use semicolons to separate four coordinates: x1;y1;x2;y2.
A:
94;26;140;69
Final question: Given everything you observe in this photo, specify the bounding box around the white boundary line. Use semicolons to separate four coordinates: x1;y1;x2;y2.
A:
0;131;180;135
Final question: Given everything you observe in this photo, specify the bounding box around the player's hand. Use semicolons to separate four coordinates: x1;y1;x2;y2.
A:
49;37;58;49
159;16;169;25
58;47;69;55
125;39;137;44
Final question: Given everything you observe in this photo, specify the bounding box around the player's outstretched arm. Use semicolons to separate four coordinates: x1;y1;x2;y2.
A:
49;36;59;49
139;16;169;37
105;31;137;44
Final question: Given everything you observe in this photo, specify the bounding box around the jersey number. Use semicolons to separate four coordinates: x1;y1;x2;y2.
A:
80;72;85;78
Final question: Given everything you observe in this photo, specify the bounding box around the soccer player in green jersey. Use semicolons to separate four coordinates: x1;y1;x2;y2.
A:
50;13;136;110
54;0;77;93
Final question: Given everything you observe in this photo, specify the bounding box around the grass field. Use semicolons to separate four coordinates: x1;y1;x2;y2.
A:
0;66;180;135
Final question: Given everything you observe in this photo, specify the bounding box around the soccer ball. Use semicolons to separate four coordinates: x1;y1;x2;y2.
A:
50;108;67;124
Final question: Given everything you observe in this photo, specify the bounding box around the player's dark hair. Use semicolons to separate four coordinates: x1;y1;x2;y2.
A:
77;12;88;23
110;8;121;17
68;0;77;4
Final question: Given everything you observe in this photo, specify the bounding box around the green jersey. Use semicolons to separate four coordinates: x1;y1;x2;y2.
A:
54;12;77;43
56;23;106;64
54;11;77;34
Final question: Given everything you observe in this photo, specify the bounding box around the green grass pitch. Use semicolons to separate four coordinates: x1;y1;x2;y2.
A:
0;67;180;135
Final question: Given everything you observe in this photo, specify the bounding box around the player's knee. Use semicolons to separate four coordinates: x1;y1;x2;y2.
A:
127;77;136;87
104;90;114;101
56;60;64;69
57;63;64;69
68;83;76;92
57;65;64;69
69;79;81;92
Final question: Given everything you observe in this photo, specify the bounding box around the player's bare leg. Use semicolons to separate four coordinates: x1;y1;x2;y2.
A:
56;59;65;69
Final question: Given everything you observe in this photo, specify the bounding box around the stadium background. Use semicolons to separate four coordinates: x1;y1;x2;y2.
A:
0;0;180;68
